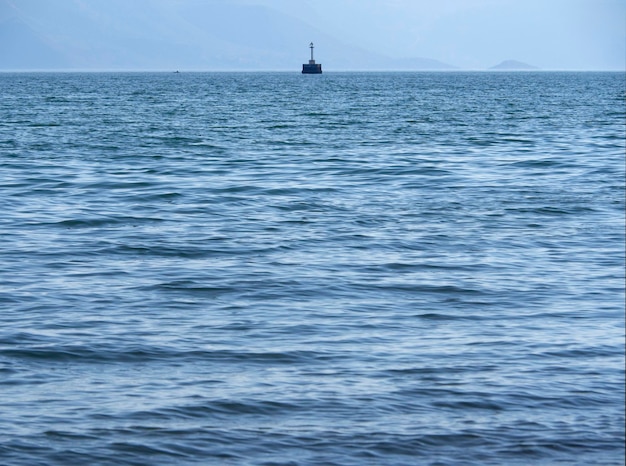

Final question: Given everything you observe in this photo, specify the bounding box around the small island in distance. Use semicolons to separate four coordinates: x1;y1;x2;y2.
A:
489;59;540;70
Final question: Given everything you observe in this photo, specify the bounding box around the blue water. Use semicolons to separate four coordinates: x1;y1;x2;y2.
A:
0;71;624;465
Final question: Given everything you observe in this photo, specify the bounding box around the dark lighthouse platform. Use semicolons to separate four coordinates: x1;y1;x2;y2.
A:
302;42;322;74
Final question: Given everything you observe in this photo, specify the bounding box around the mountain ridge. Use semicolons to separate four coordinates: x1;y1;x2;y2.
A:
0;0;456;71
489;59;540;71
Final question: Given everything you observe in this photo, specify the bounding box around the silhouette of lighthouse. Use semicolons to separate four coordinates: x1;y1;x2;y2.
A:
302;42;322;74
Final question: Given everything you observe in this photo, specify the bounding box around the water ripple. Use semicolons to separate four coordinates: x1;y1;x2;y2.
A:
0;71;623;466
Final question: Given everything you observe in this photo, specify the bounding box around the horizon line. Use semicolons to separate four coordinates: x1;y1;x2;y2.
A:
1;68;624;73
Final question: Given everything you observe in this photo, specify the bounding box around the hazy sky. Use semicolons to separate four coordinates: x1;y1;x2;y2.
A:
1;0;624;70
270;0;625;70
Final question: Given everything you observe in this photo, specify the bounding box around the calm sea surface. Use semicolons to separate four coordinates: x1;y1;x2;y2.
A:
0;71;624;465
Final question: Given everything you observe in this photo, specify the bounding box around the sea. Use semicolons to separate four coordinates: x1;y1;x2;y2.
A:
0;71;624;466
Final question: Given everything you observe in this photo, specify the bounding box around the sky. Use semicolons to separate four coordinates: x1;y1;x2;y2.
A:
1;0;624;70
271;0;625;70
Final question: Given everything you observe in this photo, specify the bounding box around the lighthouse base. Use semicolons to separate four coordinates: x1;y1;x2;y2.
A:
302;63;322;74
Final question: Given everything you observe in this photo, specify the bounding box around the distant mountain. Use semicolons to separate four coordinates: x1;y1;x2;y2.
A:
489;60;539;71
384;56;456;71
0;0;455;71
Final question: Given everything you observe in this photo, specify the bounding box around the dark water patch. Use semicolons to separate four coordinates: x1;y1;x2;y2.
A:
506;158;581;168
413;312;477;321
49;216;165;229
0;344;329;365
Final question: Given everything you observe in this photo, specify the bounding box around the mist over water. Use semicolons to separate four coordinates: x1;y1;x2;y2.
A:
1;71;624;465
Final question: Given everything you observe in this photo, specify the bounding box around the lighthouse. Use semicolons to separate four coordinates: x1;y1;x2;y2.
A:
302;42;322;74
